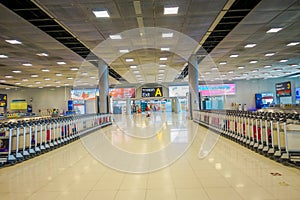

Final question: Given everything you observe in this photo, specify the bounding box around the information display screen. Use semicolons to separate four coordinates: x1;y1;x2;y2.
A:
275;81;291;97
10;99;27;110
295;88;300;100
0;94;7;107
142;87;163;98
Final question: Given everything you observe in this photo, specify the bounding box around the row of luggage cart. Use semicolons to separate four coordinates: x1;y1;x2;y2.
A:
193;110;300;165
0;114;112;166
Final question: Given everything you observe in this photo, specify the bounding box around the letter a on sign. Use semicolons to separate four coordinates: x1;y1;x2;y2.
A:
155;88;162;97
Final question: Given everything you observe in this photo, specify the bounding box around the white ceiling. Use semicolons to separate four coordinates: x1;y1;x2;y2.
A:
0;0;299;90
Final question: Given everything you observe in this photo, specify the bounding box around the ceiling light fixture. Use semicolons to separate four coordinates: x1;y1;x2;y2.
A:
109;34;122;39
15;82;21;85
0;54;8;58
5;75;13;78
125;58;134;62
228;71;234;74
230;54;239;58
133;71;139;74
160;57;167;61
5;39;22;44
158;70;165;73
92;10;110;18
265;53;275;56
266;27;283;33
249;60;258;64
36;53;48;57
244;43;256;48
219;61;227;65
161;47;170;51
279;59;288;63
35;81;41;84
119;49;129;53
264;65;272;68
164;6;179;15
22;78;28;82
67;77;73;80
41;69;50;72
56;73;63;76
70;67;79;71
57;61;66;65
12;70;22;73
162;33;173;38
0;80;6;83
31;74;39;78
287;42;299;46
130;65;137;69
159;64;166;67
44;78;51;81
22;63;32;66
238;66;244;69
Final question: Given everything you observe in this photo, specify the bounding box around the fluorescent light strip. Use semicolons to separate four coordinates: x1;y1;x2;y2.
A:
244;43;256;48
119;49;129;53
161;47;170;51
266;28;282;33
57;61;66;65
265;53;275;56
125;58;134;62
22;63;32;66
109;34;122;39
5;39;22;44
0;54;8;58
230;54;239;58
287;42;299;46
160;57;167;61
162;33;173;38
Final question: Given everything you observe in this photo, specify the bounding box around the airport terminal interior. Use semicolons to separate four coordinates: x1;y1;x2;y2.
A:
0;0;300;199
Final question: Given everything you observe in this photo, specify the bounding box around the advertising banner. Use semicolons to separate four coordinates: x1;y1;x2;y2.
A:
71;89;99;100
199;84;236;96
169;85;189;97
109;88;136;98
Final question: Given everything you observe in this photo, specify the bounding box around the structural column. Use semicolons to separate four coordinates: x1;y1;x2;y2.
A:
98;60;109;114
188;55;199;119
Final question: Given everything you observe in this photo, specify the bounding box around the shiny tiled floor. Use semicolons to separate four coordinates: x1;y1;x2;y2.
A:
1;112;300;200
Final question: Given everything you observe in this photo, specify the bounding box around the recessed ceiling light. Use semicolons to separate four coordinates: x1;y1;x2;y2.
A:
158;74;164;76
249;60;258;64
219;61;227;65
5;39;22;44
67;77;73;80
57;61;66;65
265;53;275;56
287;42;299;46
158;70;165;73
252;69;259;72
119;49;129;53
5;88;10;90
70;67;79;71
55;81;61;83
56;86;61;88
266;27;283;33
161;47;170;51
15;82;21;85
221;74;226;77
244;43;256;48
56;73;63;76
159;64;166;67
44;78;51;81
279;59;288;63
35;81;41;84
1;79;7;83
81;72;88;76
130;65;137;69
238;66;244;69
92;10;110;18
228;71;234;74
22;78;28;82
164;6;179;15
28;84;33;87
22;63;32;66
211;67;218;70
133;71;139;74
5;75;13;78
290;64;298;67
160;57;167;61
12;70;22;73
0;54;8;58
136;74;142;77
36;53;48;57
230;54;239;58
41;69;50;72
109;34;122;39
264;65;272;68
64;83;70;86
38;86;43;89
31;74;39;78
46;84;52;87
125;58;134;62
162;32;173;38
205;72;211;74
90;76;96;79
274;68;283;71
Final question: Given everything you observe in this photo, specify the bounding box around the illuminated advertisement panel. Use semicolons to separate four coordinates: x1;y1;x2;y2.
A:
109;88;136;98
199;84;235;96
71;89;99;100
169;85;189;97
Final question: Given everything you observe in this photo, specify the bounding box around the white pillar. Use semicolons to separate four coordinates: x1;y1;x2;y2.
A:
125;98;131;115
188;55;199;119
98;61;109;113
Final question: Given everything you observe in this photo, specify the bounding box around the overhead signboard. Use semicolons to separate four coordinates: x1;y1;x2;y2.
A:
10;99;27;110
0;94;7;107
109;88;136;99
142;87;163;98
199;84;235;96
275;81;291;97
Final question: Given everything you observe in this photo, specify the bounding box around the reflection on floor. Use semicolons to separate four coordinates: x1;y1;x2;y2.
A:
1;112;300;200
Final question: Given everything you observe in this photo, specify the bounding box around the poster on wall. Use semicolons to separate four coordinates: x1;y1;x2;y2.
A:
71;89;99;100
199;84;235;96
169;85;189;97
10;99;27;110
275;81;291;97
109;88;136;99
142;87;163;97
295;88;300;100
0;94;7;107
